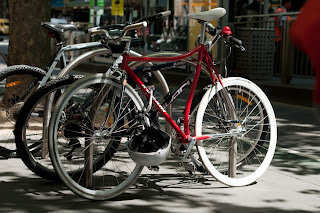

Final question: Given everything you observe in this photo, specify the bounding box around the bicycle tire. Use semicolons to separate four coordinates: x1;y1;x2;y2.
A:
195;77;277;186
0;65;50;157
14;75;79;180
48;74;145;200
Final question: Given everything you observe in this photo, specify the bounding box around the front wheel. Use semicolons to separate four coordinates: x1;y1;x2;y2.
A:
48;74;145;200
195;77;277;186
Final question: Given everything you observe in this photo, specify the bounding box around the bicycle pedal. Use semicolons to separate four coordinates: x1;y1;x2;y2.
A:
148;166;159;172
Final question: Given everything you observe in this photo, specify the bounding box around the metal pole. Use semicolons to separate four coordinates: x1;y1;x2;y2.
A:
264;0;269;14
94;0;98;26
144;0;147;54
217;0;229;77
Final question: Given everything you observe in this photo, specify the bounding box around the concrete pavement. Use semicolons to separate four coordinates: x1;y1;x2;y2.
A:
0;155;319;213
0;101;319;213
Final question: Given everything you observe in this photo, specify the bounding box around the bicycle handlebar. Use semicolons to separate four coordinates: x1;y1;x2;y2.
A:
228;36;242;46
96;24;126;31
119;21;148;39
225;36;245;51
86;10;171;34
206;23;245;51
86;10;171;45
161;11;171;17
135;11;171;25
88;21;148;44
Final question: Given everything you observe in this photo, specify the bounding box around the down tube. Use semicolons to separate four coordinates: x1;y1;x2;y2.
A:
122;60;188;141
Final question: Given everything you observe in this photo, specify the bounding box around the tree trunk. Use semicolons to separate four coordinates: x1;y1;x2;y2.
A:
8;0;51;66
3;0;51;107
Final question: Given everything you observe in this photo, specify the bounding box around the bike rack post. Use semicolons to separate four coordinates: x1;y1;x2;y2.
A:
228;138;237;178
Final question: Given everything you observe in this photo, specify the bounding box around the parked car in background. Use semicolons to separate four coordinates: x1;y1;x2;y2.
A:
0;19;9;34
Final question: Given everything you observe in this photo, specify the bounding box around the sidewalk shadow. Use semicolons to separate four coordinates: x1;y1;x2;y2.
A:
0;163;317;213
273;103;320;176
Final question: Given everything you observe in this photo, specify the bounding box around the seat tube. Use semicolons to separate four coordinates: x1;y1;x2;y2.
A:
182;22;206;137
199;22;207;45
184;46;204;136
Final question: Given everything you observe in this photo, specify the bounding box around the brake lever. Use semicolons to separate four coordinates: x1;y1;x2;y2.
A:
239;45;245;51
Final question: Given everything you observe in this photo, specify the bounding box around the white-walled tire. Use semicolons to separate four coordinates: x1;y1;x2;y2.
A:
195;77;277;186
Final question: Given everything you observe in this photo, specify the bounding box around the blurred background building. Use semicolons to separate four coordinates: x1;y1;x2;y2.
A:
0;0;311;84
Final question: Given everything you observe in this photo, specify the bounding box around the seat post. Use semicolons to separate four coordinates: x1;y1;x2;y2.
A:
199;22;207;45
53;31;62;44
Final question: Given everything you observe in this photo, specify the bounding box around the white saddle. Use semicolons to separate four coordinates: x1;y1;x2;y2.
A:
187;8;226;22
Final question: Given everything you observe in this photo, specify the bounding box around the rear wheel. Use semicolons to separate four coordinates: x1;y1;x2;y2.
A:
0;65;48;158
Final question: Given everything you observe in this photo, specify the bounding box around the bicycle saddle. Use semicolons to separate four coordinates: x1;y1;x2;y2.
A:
187;7;226;22
41;22;78;34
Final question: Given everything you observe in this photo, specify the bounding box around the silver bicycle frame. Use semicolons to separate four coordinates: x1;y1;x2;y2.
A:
38;41;105;87
41;47;174;157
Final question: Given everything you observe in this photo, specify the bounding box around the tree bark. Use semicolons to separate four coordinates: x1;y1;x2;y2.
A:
8;0;51;67
3;0;51;107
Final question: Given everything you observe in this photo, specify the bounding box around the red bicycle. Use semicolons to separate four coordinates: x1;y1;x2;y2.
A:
48;8;277;200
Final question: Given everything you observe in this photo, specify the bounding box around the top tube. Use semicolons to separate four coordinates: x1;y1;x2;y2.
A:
128;45;204;63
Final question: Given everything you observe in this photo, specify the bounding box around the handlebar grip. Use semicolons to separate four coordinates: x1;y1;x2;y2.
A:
160;11;171;17
123;21;147;32
229;36;242;46
134;11;171;24
119;21;148;39
86;27;99;34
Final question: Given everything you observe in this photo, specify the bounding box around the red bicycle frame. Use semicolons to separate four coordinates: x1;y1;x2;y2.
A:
121;44;222;143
